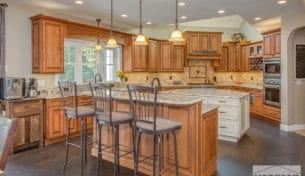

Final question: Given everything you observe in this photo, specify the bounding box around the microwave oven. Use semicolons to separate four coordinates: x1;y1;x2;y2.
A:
263;58;281;76
0;77;24;100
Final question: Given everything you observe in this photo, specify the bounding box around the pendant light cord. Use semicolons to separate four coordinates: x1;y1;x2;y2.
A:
110;0;113;36
139;0;142;34
175;0;178;29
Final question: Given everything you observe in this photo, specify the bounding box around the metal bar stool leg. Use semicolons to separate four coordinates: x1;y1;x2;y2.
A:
158;135;162;176
96;124;103;176
80;118;84;176
117;126;120;174
84;118;88;164
153;134;156;176
113;125;119;176
172;132;179;176
62;118;71;174
134;132;142;176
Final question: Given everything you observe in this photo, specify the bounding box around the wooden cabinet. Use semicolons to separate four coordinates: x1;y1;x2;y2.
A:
227;43;236;72
240;45;249;72
173;45;185;72
263;104;281;125
185;31;222;59
262;29;281;58
31;15;65;73
214;46;228;72
44;96;93;146
1;99;43;152
249;42;263;58
160;41;185;72
131;36;148;72
160;41;173;72
147;40;160;72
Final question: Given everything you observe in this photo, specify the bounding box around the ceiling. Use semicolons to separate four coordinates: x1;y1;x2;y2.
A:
14;0;305;30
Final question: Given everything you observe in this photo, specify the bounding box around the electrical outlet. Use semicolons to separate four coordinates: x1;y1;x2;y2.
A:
169;76;172;80
125;77;128;82
230;75;233;80
251;76;253;81
146;76;149;80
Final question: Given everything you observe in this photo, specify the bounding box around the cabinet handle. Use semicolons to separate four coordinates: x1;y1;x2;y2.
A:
219;111;227;114
219;126;227;129
218;100;227;103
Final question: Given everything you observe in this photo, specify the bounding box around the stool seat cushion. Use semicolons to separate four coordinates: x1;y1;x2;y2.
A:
64;106;95;118
136;117;181;134
96;111;133;125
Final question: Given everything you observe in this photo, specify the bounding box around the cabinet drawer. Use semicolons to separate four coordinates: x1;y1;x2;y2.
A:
218;106;238;120
208;97;238;106
46;98;62;106
263;106;280;119
218;120;237;137
12;100;41;116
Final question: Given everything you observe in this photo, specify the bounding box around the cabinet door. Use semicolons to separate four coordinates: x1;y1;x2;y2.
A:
187;33;199;55
273;32;281;57
147;40;160;72
241;46;249;72
215;47;228;72
160;41;173;72
227;44;236;72
263;34;273;58
173;46;185;72
46;106;65;139
209;33;222;54
199;33;209;51
13;117;26;148
255;93;263;114
132;37;147;72
29;115;40;143
235;44;241;72
42;20;64;73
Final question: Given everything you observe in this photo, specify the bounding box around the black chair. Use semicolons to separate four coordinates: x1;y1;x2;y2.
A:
127;85;181;176
89;82;134;176
0;116;17;175
58;81;95;176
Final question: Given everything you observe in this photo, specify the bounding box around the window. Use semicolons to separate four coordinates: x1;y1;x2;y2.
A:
57;39;122;83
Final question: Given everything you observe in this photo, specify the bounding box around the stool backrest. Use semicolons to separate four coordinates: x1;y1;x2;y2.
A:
89;82;114;124
0;116;17;171
127;85;158;133
58;81;78;116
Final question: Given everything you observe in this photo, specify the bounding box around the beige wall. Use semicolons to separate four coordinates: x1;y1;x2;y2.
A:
281;9;305;126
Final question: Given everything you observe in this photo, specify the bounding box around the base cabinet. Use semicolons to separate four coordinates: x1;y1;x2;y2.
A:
0;99;43;153
44;96;93;146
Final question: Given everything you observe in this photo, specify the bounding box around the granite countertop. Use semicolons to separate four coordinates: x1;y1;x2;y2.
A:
202;104;218;114
165;88;250;99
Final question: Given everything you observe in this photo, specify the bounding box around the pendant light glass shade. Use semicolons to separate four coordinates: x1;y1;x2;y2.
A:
105;37;119;48
134;0;147;45
95;18;102;50
106;0;119;48
134;33;147;45
169;0;184;44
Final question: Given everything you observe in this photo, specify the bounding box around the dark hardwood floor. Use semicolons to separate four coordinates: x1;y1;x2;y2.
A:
5;117;305;176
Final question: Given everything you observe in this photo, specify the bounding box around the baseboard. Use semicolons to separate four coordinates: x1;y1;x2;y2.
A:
280;123;305;131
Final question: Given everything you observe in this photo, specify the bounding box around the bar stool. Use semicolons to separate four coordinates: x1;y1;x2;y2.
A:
58;81;95;176
89;82;134;176
127;85;181;176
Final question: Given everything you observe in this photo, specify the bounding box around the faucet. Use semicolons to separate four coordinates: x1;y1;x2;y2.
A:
151;77;161;87
95;73;102;83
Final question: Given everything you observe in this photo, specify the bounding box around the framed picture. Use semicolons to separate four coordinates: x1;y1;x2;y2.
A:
295;44;305;79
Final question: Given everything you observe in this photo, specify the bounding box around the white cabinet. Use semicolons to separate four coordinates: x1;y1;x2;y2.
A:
203;95;250;142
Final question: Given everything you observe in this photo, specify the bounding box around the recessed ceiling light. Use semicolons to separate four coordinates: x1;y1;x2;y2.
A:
255;17;262;21
277;0;287;4
146;21;152;25
178;2;186;6
121;14;128;18
75;0;83;4
217;10;225;14
180;16;187;19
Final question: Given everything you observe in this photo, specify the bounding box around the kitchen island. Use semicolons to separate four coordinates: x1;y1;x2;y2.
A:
91;92;218;176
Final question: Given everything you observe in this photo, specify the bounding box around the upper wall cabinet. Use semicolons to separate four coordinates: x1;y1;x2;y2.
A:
262;29;281;58
147;39;160;72
160;41;185;72
185;31;222;60
131;36;148;72
31;15;65;73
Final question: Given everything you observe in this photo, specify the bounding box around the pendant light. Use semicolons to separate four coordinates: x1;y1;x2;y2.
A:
169;0;185;44
134;0;148;45
105;0;119;48
95;18;102;50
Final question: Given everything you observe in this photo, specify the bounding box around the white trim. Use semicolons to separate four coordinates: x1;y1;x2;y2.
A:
280;123;305;131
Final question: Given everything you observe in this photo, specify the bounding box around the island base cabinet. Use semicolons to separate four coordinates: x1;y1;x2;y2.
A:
91;100;218;176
